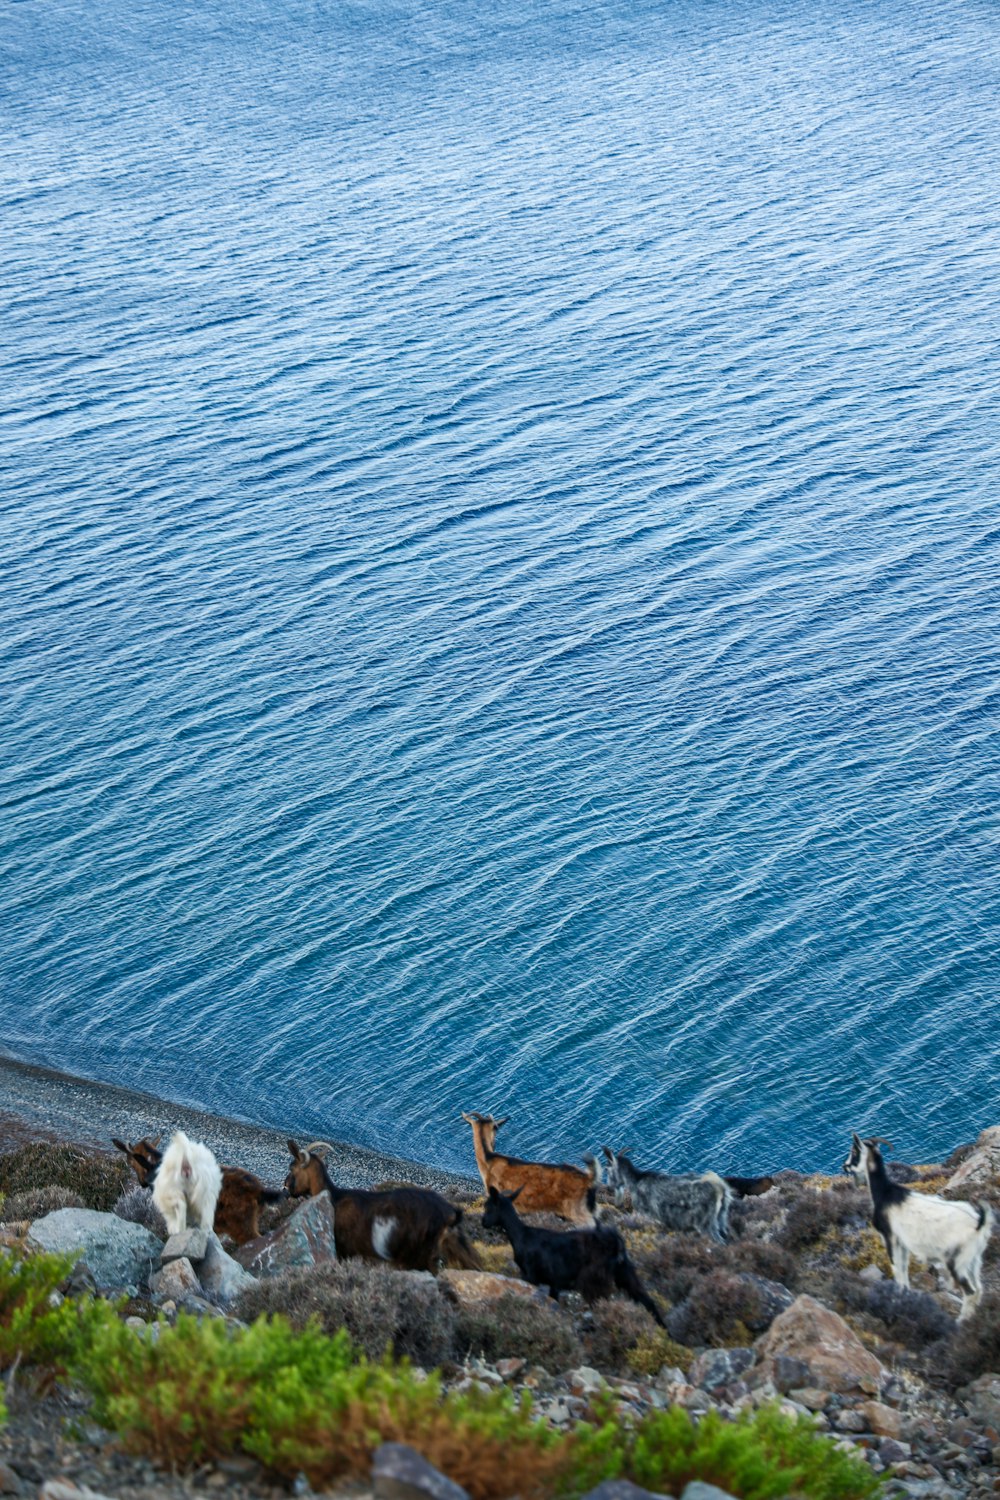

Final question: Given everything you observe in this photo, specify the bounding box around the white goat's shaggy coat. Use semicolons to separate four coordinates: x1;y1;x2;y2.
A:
152;1130;222;1236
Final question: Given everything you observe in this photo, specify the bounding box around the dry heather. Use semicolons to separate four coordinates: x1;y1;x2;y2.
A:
234;1261;457;1366
0;1142;129;1212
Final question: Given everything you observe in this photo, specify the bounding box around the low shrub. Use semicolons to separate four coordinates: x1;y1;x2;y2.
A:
454;1292;582;1371
73;1311;587;1498
931;1289;1000;1388
0;1185;85;1223
587;1301;691;1375
112;1187;168;1240
234;1262;456;1367
0;1250;109;1380
776;1182;868;1253
71;1310;882;1499
826;1270;956;1360
0;1143;129;1212
666;1272;788;1348
629;1403;882;1500
728;1239;798;1290
643;1235;723;1303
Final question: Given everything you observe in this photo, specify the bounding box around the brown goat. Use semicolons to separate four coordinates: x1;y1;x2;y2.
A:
461;1112;597;1226
284;1140;480;1272
112;1135;286;1245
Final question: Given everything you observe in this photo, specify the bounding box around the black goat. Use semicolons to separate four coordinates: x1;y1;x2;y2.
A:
481;1185;665;1326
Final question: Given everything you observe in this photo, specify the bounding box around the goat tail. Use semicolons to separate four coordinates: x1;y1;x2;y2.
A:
582;1153;599;1186
724;1174;775;1198
259;1186;287;1205
701;1170;733;1242
976;1201;994;1238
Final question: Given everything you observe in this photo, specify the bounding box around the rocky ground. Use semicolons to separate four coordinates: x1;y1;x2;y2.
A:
3;1089;1000;1499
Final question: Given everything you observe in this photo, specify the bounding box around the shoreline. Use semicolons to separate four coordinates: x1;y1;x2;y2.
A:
0;1052;476;1195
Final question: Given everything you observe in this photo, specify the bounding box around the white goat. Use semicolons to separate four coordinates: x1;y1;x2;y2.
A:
843;1133;993;1320
152;1130;222;1236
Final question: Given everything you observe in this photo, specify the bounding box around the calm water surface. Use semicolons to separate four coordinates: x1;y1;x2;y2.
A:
2;0;999;1174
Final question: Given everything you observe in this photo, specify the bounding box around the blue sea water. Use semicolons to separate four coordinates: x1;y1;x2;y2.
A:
2;0;1000;1178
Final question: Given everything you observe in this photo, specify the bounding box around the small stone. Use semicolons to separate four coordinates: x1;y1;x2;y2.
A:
39;1485;116;1500
580;1482;676;1500
149;1256;201;1299
198;1232;258;1302
215;1456;262;1480
834;1410;867;1432
878;1439;912;1465
859;1264;884;1284
372;1443;470;1500
770;1354;811;1393
789;1387;833;1412
495;1357;526;1381
681;1484;740;1500
566;1365;607;1397
689;1347;755;1392
160;1227;209;1264
863;1400;903;1438
0;1461;23;1496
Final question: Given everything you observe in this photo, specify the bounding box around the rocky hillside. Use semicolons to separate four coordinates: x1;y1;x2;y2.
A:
2;1128;1000;1500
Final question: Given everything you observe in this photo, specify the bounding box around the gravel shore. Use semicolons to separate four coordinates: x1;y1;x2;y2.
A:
0;1052;475;1194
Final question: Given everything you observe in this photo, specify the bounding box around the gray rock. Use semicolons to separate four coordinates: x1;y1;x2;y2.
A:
0;1460;23;1496
149;1257;202;1300
372;1443;469;1500
770;1354;812;1393
198;1232;258;1302
859;1263;884;1284
27;1209;162;1292
681;1485;739;1500
244;1193;337;1278
689;1347;755;1392
580;1482;676;1500
40;1485;116;1500
161;1227;209;1264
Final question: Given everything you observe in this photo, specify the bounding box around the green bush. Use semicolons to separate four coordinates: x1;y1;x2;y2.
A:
630;1404;882;1500
70;1307;883;1500
73;1311;581;1499
0;1249;109;1379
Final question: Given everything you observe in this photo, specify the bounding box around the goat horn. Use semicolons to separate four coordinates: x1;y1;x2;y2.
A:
303;1141;334;1156
868;1137;895;1152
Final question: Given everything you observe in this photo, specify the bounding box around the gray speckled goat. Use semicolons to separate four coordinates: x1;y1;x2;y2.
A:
601;1146;732;1242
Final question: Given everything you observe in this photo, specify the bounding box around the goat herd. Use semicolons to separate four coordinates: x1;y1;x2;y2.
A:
110;1117;995;1324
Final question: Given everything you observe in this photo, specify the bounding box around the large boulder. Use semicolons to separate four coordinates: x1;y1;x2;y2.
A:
945;1126;1000;1194
438;1269;548;1308
27;1208;162;1292
241;1193;337;1279
754;1294;885;1395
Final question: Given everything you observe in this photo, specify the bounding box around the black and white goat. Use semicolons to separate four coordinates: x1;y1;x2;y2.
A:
601;1147;732;1242
843;1134;993;1320
482;1185;665;1326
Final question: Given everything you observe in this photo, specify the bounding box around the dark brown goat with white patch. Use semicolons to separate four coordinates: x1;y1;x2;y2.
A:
462;1112;597;1225
112;1135;285;1245
284;1140;480;1272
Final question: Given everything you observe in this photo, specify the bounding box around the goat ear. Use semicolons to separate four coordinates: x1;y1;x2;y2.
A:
287;1139;302;1159
486;1186;499;1200
150;1134;163;1148
460;1113;477;1125
600;1145;614;1161
508;1185;524;1203
111;1138;129;1155
851;1132;862;1150
492;1116;509;1129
